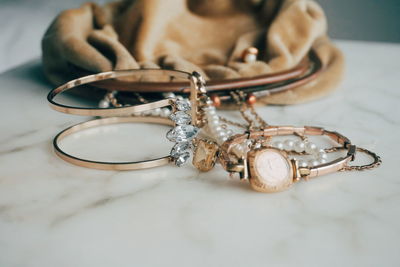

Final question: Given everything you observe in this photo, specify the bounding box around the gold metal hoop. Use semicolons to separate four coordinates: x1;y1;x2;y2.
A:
53;116;175;170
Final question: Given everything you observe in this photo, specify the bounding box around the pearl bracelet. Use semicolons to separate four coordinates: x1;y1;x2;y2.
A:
218;125;358;193
271;138;328;167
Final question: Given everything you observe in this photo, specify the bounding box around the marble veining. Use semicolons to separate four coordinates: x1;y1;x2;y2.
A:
0;41;399;267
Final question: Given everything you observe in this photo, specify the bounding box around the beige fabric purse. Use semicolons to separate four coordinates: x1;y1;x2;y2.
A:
42;0;344;105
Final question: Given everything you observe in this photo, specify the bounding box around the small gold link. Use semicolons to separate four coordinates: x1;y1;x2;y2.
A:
324;146;382;171
105;91;150;108
293;132;308;142
133;92;149;104
221;91;269;131
324;146;342;153
218;116;248;129
105;91;122;107
342;147;382;171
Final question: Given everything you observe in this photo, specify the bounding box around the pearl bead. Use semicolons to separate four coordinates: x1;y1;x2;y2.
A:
160;108;171;117
294;140;305;153
206;108;216;116
320;158;327;164
298;160;308;168
244;53;257;63
317;151;328;160
226;129;233;136
212;126;222;132
152;108;161;116
209;114;219;122
208;120;219;127
209;119;220;127
309;160;320;167
244;47;258;54
162;92;176;99
305;142;318;154
273;141;284;150
142;110;151;116
98;99;110;108
283;139;294;150
217;130;227;138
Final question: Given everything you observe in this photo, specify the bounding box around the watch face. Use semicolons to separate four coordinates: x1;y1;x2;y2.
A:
248;148;293;193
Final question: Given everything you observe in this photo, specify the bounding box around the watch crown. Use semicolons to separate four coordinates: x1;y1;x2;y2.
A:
226;157;248;179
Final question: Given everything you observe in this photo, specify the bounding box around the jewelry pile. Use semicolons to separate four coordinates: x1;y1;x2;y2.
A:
48;69;381;193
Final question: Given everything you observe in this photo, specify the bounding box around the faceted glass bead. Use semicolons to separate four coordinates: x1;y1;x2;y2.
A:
175;151;190;167
175;99;191;111
169;111;191;125
166;125;199;143
170;142;191;158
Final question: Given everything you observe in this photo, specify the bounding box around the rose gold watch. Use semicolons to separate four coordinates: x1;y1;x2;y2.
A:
218;126;365;193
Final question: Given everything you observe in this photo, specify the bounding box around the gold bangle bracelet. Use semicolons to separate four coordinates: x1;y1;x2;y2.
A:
49;69;209;169
47;69;202;121
53;116;175;170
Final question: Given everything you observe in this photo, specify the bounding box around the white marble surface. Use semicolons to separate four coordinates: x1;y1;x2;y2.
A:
0;0;107;73
0;41;399;267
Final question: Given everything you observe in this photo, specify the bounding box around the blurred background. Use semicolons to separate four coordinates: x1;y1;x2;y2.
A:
0;0;399;73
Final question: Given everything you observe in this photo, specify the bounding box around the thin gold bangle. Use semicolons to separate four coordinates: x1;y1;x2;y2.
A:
53;116;175;170
47;69;198;117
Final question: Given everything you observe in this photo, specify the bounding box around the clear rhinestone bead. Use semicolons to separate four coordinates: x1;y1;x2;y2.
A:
175;151;190;167
166;125;199;142
169;111;191;125
198;85;207;93
192;71;206;84
175;99;191;111
170;142;191;158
